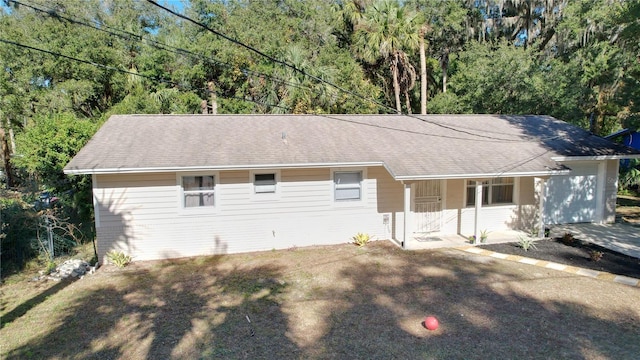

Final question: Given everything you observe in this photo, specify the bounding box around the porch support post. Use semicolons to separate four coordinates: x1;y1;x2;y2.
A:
403;182;411;250
537;178;546;238
474;181;482;244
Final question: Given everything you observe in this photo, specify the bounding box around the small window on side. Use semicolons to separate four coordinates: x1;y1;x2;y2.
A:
182;175;215;208
334;171;362;201
254;173;277;194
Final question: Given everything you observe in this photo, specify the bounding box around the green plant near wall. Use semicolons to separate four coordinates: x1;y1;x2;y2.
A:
480;229;490;243
352;233;372;247
106;251;132;268
517;236;537;251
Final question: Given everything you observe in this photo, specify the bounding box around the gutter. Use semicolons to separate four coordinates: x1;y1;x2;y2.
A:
551;154;640;162
393;169;569;181
63;161;386;175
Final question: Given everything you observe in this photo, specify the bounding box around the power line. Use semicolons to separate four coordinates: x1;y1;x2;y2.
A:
145;0;556;143
0;38;569;175
8;0;563;143
9;0;312;94
144;0;395;111
0;38;292;112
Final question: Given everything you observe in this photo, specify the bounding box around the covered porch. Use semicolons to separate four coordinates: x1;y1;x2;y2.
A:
396;177;546;250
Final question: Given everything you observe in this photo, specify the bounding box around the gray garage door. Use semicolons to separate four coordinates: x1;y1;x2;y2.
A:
544;162;599;224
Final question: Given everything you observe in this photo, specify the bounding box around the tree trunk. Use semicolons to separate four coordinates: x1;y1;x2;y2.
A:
0;124;15;188
420;29;427;114
441;48;449;93
404;91;412;114
201;99;208;114
392;53;402;114
208;81;218;115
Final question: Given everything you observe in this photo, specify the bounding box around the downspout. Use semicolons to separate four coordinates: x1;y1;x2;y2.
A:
91;174;100;264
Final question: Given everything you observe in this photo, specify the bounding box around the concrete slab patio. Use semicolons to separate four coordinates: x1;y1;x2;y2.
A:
397;230;530;250
549;223;640;259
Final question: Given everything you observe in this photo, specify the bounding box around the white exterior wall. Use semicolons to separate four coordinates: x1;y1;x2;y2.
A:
94;166;403;262
544;160;607;224
603;159;619;223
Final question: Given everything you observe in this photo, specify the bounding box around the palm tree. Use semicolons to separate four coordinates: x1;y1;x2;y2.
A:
419;23;431;114
352;0;419;113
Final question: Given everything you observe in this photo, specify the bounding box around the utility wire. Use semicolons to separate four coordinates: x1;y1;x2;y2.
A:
9;0;310;93
0;38;570;174
144;1;395;111
0;38;292;112
8;0;564;143
145;0;560;143
0;37;520;143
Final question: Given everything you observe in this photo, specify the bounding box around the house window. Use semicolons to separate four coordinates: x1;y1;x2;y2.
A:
182;175;215;208
334;171;362;201
254;173;276;194
466;178;514;207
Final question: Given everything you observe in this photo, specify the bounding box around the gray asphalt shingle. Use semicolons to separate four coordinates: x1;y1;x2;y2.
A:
64;114;640;178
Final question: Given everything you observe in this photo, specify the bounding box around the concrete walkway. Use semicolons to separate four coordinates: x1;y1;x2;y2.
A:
549;223;640;259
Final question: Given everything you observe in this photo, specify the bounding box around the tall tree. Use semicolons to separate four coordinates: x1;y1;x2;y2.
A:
352;0;419;113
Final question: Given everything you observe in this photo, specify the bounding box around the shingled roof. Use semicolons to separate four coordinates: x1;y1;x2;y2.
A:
63;114;640;179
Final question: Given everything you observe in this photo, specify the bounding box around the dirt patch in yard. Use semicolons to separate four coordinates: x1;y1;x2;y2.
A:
617;194;640;224
2;241;639;359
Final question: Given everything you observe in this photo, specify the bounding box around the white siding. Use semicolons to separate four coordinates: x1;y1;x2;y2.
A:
94;166;403;262
603;159;619;223
94;169;562;262
459;206;519;235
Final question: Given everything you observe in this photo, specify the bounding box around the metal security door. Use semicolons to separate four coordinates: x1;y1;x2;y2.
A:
413;180;442;234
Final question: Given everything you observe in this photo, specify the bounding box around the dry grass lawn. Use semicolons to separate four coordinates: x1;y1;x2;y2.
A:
1;241;639;359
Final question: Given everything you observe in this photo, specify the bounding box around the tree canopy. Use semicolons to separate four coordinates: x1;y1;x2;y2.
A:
1;0;639;194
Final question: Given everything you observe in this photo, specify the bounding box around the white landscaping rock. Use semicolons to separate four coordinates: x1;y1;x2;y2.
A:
48;259;93;281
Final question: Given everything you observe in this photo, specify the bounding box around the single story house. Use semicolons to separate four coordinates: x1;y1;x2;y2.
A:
64;114;640;262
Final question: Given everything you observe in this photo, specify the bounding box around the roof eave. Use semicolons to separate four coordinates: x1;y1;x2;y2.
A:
63;161;386;175
393;169;569;181
551;154;640;162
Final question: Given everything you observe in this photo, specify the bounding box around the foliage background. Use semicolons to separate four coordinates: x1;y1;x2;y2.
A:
1;0;639;272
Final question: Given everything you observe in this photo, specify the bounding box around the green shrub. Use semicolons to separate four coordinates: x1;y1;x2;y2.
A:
517;236;537;251
480;229;489;243
106;251;132;268
352;232;371;247
1;196;39;274
589;250;603;262
561;233;575;245
45;261;57;274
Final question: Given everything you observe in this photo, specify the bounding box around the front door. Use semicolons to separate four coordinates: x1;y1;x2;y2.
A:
413;180;442;234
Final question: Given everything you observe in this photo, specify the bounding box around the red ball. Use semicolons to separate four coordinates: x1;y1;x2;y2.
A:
424;316;439;330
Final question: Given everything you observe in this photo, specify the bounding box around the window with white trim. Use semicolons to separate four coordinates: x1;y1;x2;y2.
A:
334;171;362;201
182;175;215;208
254;173;277;194
466;177;514;207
